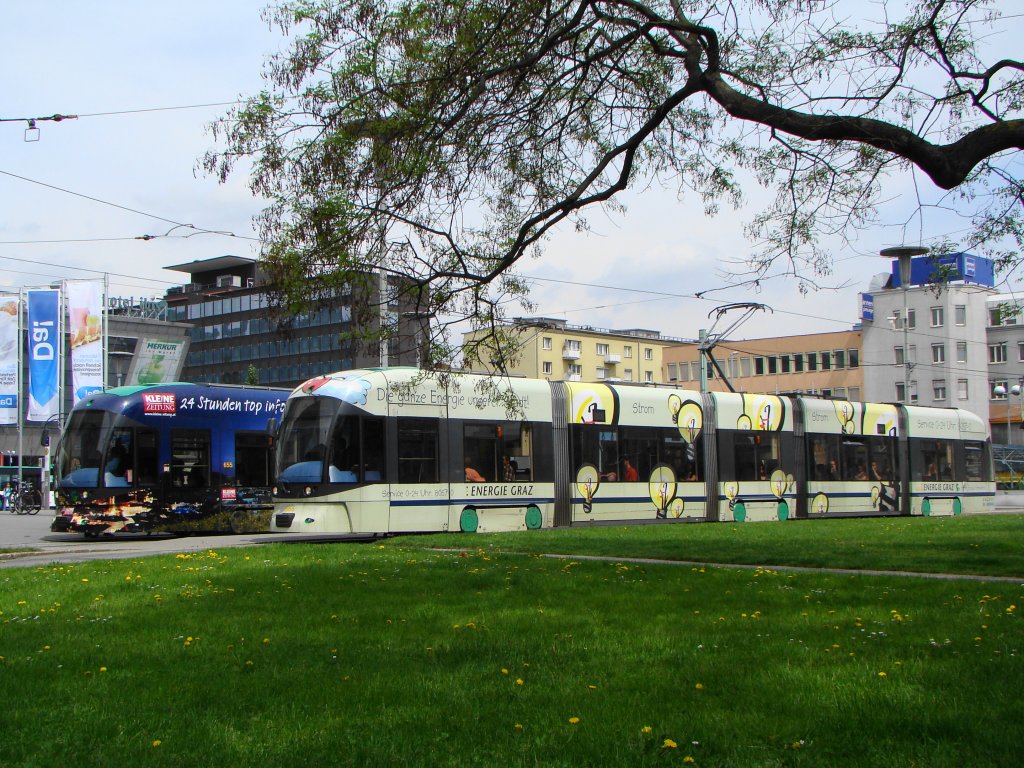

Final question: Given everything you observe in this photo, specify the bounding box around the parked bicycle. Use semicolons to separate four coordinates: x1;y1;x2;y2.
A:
7;480;41;515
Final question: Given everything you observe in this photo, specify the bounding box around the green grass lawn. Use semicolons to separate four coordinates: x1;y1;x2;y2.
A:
0;516;1021;767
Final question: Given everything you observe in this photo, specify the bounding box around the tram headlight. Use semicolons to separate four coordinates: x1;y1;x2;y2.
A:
304;486;313;496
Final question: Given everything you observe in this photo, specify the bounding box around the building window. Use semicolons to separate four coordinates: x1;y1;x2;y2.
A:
992;379;1008;400
780;355;791;374
565;339;581;352
907;309;916;329
955;305;966;326
644;348;653;361
833;349;846;369
596;343;609;356
754;357;765;375
740;357;751;377
542;362;552;375
896;382;907;403
847;387;861;401
542;337;552;350
807;352;818;371
833;387;847;399
645;371;654;383
932;344;945;364
624;368;633;382
793;353;804;372
568;364;582;378
820;351;832;370
958;379;969;400
930;306;944;327
957;342;968;363
933;380;947;401
679;363;691;382
767;356;778;374
894;347;905;365
990;342;1008;364
848;349;859;368
596;367;607;380
667;363;677;381
624;347;632;358
1018;341;1024;362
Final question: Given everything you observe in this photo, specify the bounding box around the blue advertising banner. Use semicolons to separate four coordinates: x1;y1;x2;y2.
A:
27;288;61;421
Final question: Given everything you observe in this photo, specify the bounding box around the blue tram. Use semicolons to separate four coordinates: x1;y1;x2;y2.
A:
51;383;287;536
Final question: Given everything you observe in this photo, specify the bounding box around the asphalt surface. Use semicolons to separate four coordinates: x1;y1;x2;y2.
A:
2;493;1022;570
0;509;364;569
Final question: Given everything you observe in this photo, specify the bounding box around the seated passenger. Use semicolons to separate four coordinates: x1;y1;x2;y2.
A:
464;460;486;483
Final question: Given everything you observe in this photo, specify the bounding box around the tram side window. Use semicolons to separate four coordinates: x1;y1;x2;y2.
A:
962;441;991;482
731;432;781;481
659;428;702;481
104;428;135;487
867;436;897;482
236;432;274;487
500;421;534;481
135;429;159;486
361;418;385;482
570;425;620;481
398;418;439;483
808;435;841;480
59;410;110;485
841;438;870;481
913;439;955;481
619;427;659;481
171;430;211;488
464;423;499;482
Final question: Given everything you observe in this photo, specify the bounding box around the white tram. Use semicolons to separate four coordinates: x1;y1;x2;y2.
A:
269;368;994;534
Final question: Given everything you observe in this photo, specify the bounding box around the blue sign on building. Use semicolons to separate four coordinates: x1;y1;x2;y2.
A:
860;293;874;322
890;252;993;288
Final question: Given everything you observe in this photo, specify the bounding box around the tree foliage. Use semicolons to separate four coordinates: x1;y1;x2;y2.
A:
205;0;1023;369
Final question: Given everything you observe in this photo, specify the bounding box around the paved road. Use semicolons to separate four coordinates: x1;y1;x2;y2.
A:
0;509;355;569
2;493;1022;569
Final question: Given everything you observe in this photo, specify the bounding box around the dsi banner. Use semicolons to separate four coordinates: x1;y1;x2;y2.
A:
0;295;19;425
67;280;104;403
27;288;61;421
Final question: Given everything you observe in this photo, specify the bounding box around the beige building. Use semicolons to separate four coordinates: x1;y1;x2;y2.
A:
662;329;865;397
463;317;687;383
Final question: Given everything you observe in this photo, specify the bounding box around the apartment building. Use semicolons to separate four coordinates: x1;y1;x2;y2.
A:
463;317;687;383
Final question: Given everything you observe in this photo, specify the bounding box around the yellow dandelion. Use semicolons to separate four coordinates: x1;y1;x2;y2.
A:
641;726;653;734
152;740;162;747
515;678;524;686
514;723;523;731
568;717;580;725
81;578;89;583
878;671;887;678
263;638;270;644
501;668;509;675
663;738;678;749
99;667;107;673
695;682;704;690
683;757;695;765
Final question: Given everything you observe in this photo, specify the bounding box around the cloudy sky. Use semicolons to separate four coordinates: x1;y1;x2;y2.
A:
2;2;1017;345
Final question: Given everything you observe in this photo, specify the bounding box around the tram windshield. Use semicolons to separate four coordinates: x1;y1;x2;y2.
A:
57;410;112;488
277;397;340;483
276;397;387;484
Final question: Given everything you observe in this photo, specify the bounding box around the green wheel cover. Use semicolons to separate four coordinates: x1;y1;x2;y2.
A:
460;506;479;533
922;498;932;517
777;500;790;521
953;498;962;516
733;502;747;523
525;504;543;530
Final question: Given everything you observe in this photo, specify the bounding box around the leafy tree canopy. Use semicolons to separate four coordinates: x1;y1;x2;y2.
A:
205;0;1023;370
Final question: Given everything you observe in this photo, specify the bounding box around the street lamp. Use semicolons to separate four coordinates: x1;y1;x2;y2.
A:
880;246;928;403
